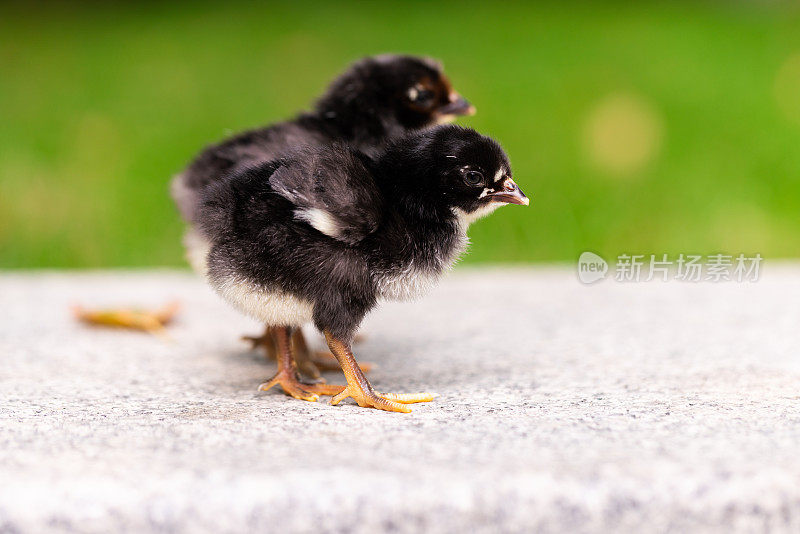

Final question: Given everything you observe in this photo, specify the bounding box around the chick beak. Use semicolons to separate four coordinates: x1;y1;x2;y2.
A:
437;92;476;116
488;179;529;206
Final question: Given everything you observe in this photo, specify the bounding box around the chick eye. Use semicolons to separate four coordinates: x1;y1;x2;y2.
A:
464;171;484;186
407;85;434;104
416;89;434;103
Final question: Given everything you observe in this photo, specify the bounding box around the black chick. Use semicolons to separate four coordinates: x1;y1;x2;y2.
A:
197;125;528;413
172;54;474;226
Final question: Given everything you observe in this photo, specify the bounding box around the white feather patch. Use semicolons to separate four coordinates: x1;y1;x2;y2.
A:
375;262;442;302
210;274;315;327
375;219;471;302
494;168;504;182
453;202;503;226
294;208;341;238
183;229;212;277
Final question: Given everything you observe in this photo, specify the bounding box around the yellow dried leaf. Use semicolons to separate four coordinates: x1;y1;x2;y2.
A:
72;301;180;336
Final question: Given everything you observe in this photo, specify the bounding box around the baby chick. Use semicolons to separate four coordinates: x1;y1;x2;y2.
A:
196;125;527;413
172;54;474;226
172;54;474;377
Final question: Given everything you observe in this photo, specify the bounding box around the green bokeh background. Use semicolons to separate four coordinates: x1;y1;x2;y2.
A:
2;1;799;268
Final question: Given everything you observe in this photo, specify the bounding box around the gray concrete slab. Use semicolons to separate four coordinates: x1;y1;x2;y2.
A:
1;267;800;533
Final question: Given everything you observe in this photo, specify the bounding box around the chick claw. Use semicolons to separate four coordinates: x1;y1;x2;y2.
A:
258;371;345;403
330;386;437;413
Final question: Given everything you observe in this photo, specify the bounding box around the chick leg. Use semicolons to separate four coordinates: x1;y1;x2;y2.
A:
289;327;372;375
244;327;329;380
258;327;345;402
289;329;326;380
324;330;436;413
245;327;368;376
246;325;373;376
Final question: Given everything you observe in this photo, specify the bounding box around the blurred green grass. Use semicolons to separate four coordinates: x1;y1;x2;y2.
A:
1;1;800;267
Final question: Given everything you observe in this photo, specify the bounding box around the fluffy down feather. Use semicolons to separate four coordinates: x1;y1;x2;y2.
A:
268;146;383;245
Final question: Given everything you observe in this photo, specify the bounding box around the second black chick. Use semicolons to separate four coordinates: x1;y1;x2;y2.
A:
173;54;474;227
197;125;528;412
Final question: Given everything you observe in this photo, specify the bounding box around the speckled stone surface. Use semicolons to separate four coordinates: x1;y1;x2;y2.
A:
1;267;800;533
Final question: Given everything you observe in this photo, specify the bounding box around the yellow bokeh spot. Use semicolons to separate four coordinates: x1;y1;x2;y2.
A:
583;93;664;177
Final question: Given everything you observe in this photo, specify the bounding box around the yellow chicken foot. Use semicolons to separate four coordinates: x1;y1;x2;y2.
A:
324;330;436;413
